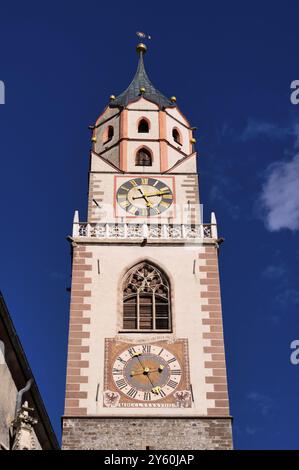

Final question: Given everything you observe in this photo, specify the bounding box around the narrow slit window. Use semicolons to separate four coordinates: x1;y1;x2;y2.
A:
172;128;181;145
103;125;114;143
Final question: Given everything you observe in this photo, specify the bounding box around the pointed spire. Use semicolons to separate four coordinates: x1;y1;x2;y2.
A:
110;43;175;110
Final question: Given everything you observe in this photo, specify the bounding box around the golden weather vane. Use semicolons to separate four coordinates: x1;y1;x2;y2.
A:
136;31;152;40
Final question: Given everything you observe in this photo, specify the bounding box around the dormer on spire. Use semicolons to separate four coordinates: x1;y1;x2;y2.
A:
110;43;175;110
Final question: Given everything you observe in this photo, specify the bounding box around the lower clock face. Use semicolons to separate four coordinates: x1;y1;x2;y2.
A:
112;344;182;401
116;177;173;216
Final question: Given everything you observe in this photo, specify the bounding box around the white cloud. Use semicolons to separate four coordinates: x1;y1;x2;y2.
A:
239;119;291;142
260;153;299;231
275;288;299;306
247;392;274;416
262;265;285;279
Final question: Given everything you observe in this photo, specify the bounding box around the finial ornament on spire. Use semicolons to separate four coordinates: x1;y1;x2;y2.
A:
110;35;175;109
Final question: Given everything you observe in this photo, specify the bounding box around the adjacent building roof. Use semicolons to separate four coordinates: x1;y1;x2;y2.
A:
110;44;175;110
0;292;59;450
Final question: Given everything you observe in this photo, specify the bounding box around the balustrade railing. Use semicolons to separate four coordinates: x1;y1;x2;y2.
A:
72;221;217;240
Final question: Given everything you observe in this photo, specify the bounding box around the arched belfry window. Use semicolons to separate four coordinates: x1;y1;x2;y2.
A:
123;262;170;331
138;118;149;133
172;128;181;145
103;125;114;143
135;147;152;166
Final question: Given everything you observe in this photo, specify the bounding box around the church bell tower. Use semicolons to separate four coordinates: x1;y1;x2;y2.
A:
62;42;233;450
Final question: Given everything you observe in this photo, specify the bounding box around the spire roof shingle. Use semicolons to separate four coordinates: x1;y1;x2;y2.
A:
110;45;175;110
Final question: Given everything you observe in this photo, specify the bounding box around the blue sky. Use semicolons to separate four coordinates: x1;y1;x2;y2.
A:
1;1;299;449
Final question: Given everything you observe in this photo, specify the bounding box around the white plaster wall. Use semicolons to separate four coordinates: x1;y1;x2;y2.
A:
127;97;159;111
165;113;190;156
95;113;120;155
127;110;159;140
166;107;189;126
95;106;119;126
77;244;215;417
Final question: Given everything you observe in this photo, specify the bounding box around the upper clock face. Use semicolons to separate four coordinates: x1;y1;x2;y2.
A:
116;177;173;216
112;344;182;401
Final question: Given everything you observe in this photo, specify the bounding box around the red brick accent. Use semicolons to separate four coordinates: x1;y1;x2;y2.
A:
64;245;92;416
199;245;230;417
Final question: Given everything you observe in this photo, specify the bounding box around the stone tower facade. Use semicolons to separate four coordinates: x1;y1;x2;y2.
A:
62;43;233;450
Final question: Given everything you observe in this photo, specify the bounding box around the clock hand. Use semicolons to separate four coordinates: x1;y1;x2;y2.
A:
132;191;170;200
130;365;164;376
136;188;152;207
133;355;163;389
146;191;171;198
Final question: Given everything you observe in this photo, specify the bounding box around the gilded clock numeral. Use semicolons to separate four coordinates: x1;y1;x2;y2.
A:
130;180;138;187
120;200;130;208
141;178;148;184
159;201;170;208
115;378;127;389
167;379;178;389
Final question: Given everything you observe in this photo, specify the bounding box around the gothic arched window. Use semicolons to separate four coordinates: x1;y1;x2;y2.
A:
138;118;149;133
172;128;181;145
135;148;152;166
123;262;170;331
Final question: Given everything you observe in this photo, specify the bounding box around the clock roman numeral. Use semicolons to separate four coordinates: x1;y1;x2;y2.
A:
167;357;176;364
143;392;152;401
112;368;123;375
127;388;138;398
158;348;164;356
142;345;151;354
167;379;178;389
171;369;181;375
159;389;166;398
117;356;126;365
159;201;170;209
128;347;139;357
120;200;130;208
115;379;127;389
